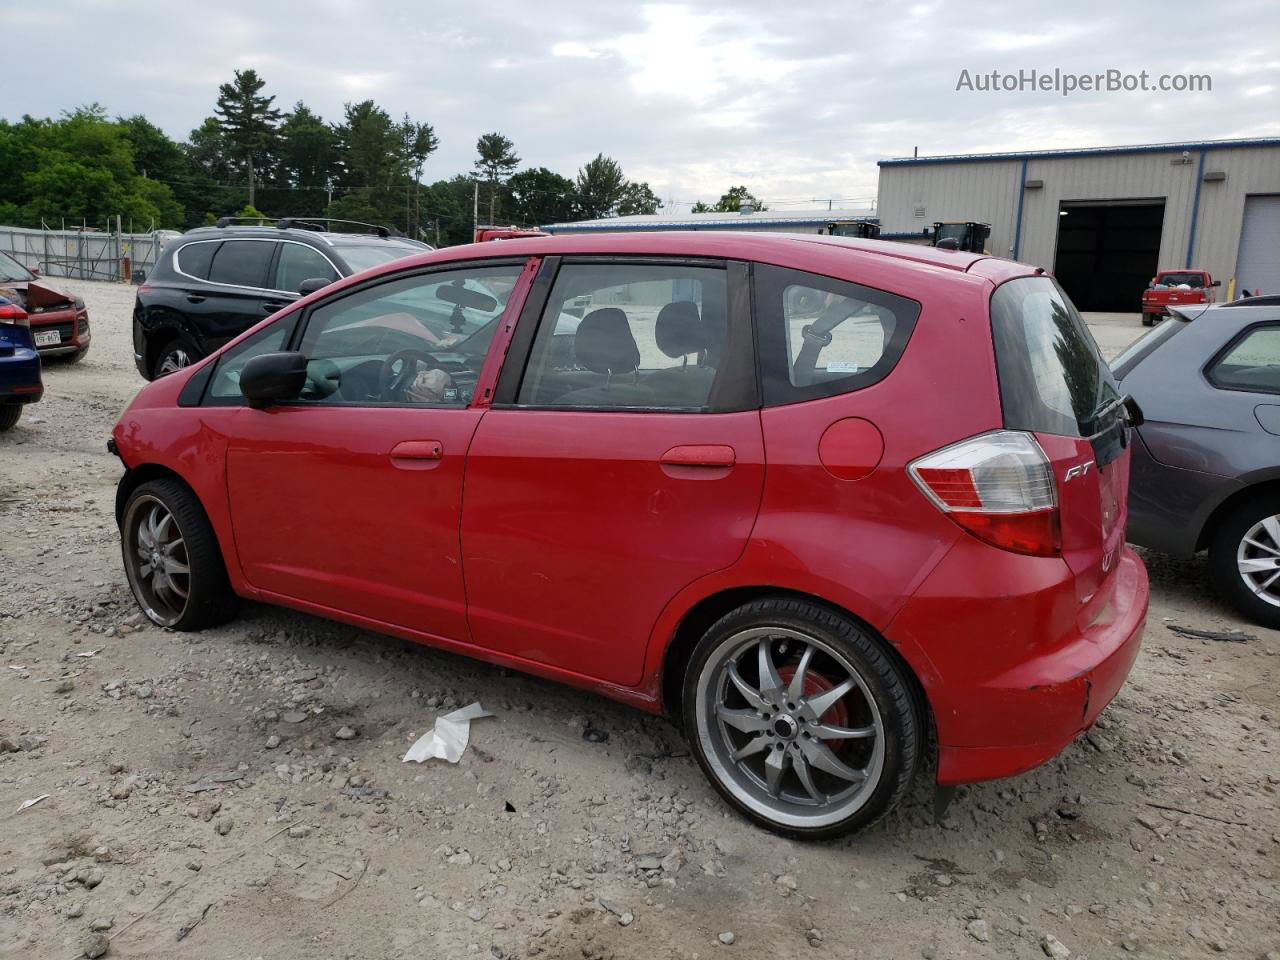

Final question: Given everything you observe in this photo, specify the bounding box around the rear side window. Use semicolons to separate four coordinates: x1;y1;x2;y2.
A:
175;241;218;280
991;276;1121;438
1207;324;1280;394
754;264;919;406
1110;315;1188;380
208;240;271;289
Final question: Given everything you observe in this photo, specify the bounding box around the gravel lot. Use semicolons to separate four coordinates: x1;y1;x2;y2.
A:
1;279;1276;960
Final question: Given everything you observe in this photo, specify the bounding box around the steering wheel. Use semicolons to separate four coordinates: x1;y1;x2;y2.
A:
378;349;442;401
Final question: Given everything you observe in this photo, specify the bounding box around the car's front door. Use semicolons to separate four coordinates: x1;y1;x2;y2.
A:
219;258;535;640
461;258;764;686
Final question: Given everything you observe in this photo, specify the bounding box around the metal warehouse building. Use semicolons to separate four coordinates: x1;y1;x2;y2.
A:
877;138;1280;311
542;208;878;236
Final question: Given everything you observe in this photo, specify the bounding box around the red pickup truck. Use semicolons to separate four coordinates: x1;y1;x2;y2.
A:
1142;269;1219;325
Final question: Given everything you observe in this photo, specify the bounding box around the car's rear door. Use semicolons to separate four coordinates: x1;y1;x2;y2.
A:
201;239;281;352
219;257;536;640
460;257;764;687
989;276;1131;601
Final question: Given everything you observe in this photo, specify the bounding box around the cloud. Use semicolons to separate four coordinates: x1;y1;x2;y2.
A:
6;0;1278;210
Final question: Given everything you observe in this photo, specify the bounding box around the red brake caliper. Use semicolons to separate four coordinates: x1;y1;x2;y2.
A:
777;665;850;750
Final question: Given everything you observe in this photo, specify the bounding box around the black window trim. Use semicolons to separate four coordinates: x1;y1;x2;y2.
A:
1203;320;1280;397
492;255;757;415
174;237;340;297
753;262;921;408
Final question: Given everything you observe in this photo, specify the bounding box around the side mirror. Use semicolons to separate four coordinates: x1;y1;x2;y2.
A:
1210;279;1221;287
298;277;331;296
240;352;308;409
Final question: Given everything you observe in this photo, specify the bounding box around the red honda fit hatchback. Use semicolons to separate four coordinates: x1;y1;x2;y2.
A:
111;233;1148;838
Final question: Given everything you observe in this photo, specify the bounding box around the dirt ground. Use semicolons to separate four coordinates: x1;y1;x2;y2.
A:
0;281;1276;960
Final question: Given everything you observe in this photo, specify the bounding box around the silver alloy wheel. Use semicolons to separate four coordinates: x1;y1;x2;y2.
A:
157;348;191;376
122;495;192;627
1236;514;1280;608
695;626;885;829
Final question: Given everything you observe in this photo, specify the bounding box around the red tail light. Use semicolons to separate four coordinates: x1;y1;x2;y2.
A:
0;303;29;328
909;431;1061;557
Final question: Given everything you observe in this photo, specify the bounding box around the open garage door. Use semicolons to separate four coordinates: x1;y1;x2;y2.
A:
1053;200;1164;311
1237;195;1280;297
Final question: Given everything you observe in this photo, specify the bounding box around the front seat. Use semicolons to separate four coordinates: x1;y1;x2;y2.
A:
645;301;717;407
556;308;653;407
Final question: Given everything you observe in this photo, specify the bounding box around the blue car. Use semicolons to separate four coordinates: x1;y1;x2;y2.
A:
0;293;43;430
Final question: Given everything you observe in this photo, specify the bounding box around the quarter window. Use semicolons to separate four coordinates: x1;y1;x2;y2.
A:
1207;325;1280;394
754;264;919;405
208;240;272;289
175;241;218;280
517;262;729;410
207;320;293;400
275;243;337;293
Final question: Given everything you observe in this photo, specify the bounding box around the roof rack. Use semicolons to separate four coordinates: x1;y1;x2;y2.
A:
212;216;397;238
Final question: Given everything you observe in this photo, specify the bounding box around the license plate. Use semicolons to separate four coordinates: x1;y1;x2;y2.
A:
34;330;61;347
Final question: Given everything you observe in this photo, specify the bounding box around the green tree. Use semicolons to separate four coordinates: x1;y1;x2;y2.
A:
711;185;765;213
618;181;661;216
398;114;439;237
213;69;281;207
574;154;627;220
419;175;477;246
274;103;339;217
473;132;519;225
506;167;576;226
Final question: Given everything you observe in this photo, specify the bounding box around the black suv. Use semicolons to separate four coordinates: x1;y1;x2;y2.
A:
133;218;429;379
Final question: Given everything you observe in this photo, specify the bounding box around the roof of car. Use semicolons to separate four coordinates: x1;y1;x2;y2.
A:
180;226;423;248
427;231;1001;273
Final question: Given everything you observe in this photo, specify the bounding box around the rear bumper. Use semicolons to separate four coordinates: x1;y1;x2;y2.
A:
0;350;44;404
886;544;1148;785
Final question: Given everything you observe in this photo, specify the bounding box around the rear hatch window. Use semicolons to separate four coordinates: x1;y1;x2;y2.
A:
990;276;1129;596
1111;313;1190;380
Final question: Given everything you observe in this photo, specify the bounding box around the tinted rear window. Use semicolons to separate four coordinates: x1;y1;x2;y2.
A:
991;277;1120;438
175;240;219;280
1110;315;1188;380
208;240;271;288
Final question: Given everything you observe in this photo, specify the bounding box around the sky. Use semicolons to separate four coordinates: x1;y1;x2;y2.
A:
5;0;1278;212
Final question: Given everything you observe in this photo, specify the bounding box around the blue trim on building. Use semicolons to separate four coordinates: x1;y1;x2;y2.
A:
878;137;1280;167
1012;157;1028;260
543;217;879;234
1186;149;1206;268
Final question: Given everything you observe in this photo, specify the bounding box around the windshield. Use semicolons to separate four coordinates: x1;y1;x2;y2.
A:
991;276;1121;438
332;242;425;274
0;250;35;282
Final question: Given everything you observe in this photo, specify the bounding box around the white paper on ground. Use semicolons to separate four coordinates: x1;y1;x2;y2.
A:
18;794;49;812
402;702;493;764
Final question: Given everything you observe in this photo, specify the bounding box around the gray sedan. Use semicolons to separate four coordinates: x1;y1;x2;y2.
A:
1117;303;1280;627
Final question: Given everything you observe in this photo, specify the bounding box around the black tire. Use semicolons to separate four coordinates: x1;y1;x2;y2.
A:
152;339;197;379
0;404;21;431
681;597;922;840
120;478;239;630
1207;494;1280;629
1141;315;1154;327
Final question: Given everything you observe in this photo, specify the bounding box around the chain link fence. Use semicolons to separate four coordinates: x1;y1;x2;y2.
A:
0;224;182;283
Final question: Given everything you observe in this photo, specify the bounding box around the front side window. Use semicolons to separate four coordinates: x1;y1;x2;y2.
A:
1207;325;1280;394
207;320;293;400
754;264;919;405
276;243;338;292
207;240;271;289
516;262;729;410
292;263;524;407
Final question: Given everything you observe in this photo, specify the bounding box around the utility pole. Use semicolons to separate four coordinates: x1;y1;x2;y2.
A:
473;181;480;235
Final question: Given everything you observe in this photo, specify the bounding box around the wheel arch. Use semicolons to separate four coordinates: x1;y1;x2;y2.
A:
1195;475;1280;553
658;586;935;743
115;463;196;526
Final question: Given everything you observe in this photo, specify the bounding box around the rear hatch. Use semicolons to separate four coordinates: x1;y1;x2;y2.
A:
990;276;1130;601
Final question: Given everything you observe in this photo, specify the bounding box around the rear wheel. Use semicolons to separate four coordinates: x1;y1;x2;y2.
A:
0;404;21;431
1208;495;1280;629
121;478;239;630
682;598;921;839
153;340;195;378
1141;315;1155;327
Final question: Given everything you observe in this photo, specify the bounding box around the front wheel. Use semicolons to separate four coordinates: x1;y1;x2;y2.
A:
121;478;239;630
153;340;196;378
0;404;21;431
682;598;921;839
1208;495;1280;629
